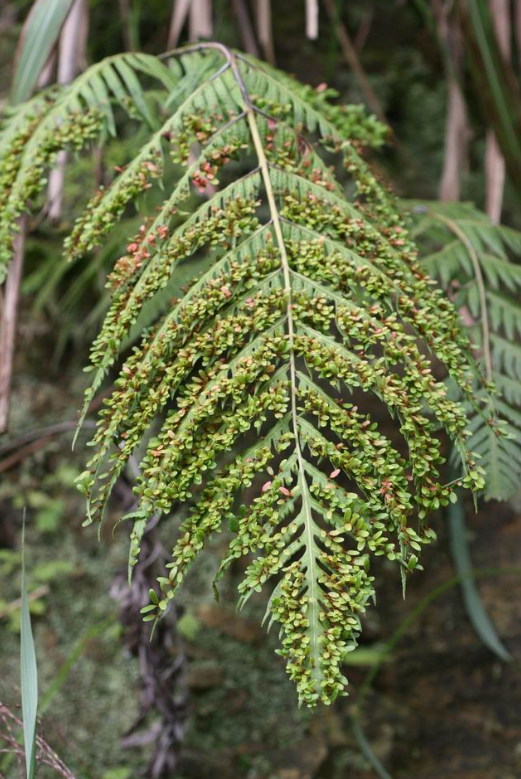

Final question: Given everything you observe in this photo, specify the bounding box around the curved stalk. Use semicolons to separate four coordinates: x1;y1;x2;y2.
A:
435;212;493;381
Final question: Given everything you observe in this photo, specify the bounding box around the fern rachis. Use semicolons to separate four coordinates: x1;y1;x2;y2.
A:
1;44;489;706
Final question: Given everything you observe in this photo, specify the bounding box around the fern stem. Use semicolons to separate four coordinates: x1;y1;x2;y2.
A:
160;42;322;669
225;47;321;679
244;96;321;683
435;213;493;381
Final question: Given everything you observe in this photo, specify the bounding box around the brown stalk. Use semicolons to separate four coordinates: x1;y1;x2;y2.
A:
189;0;213;40
48;0;89;224
306;0;319;39
118;0;133;50
437;212;493;380
0;702;77;778
321;0;387;125
439;78;468;200
0;13;63;434
434;1;468;201
167;0;191;47
37;49;57;86
0;219;26;433
0;421;99;473
485;0;511;224
256;0;276;65
231;0;260;56
0;585;49;619
355;1;375;51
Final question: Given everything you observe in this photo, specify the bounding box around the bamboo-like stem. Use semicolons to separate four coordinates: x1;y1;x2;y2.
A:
435;3;468;201
354;1;374;51
256;0;276;64
167;0;191;48
322;0;387;125
0;585;49;619
306;0;319;39
0;1;81;433
48;0;89;223
485;130;506;223
0;217;26;433
439;78;467;201
485;0;511;224
189;0;213;40
231;0;259;56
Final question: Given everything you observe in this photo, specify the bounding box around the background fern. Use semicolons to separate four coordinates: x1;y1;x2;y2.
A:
0;44;490;707
408;201;521;501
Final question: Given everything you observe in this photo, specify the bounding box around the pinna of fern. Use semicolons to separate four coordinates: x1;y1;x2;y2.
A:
1;43;490;706
0;51;184;281
409;200;521;502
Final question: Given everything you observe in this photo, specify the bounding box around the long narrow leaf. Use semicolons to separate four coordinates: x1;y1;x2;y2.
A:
20;513;38;779
459;0;521;197
12;0;76;104
353;719;395;779
448;493;511;662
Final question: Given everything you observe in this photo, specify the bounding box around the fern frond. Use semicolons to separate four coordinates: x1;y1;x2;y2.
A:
408;200;521;501
3;46;487;706
488;291;521;340
0;52;180;281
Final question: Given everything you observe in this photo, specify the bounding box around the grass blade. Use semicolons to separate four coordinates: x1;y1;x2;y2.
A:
11;0;76;104
459;0;521;199
20;512;38;779
448;493;511;662
353;718;395;779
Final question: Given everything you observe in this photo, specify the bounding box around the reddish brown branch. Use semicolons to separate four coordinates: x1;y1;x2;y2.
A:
0;702;76;778
0;217;26;434
322;0;387;126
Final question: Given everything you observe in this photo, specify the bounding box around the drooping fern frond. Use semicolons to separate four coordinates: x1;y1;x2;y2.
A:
2;44;489;706
408;200;521;501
